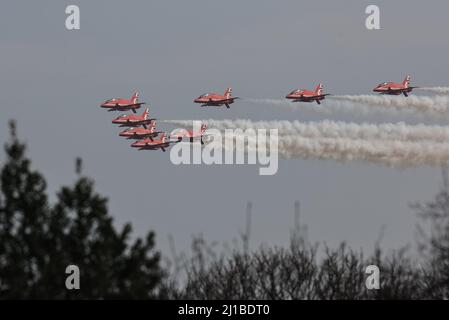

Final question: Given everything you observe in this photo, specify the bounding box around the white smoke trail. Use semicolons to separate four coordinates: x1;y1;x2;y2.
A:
331;95;449;115
217;134;449;168
276;136;449;167
164;119;449;143
419;87;449;94
165;119;449;167
245;98;291;107
245;95;449;117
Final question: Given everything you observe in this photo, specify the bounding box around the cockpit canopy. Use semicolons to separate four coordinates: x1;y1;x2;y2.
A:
290;89;303;94
199;93;210;98
377;82;391;87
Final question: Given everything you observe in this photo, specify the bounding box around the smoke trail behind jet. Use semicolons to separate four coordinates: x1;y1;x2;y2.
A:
331;95;449;115
217;134;449;168
245;95;449;116
419;87;449;94
165;119;449;167
276;136;449;167
164;119;449;143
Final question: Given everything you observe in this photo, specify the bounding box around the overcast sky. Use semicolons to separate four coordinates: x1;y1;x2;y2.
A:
2;0;449;256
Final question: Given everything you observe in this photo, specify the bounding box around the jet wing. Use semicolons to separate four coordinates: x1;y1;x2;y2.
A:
315;94;330;98
212;97;239;103
128;102;146;107
224;97;239;102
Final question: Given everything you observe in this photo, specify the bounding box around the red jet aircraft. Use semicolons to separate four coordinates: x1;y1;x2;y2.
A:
112;108;155;129
118;120;162;140
194;88;239;108
373;75;417;97
171;123;209;144
100;92;145;113
285;84;329;104
130;133;177;152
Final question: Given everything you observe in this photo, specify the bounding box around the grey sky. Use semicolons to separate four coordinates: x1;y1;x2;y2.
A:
1;0;449;256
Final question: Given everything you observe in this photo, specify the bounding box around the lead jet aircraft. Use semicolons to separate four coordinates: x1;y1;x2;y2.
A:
100;92;145;113
285;84;329;104
373;75;417;97
130;133;177;152
118;120;162;140
112;108;155;129
194;87;239;108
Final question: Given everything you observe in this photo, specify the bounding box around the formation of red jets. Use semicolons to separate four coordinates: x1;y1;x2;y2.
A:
100;92;209;152
284;75;417;104
100;76;416;151
192;76;416;107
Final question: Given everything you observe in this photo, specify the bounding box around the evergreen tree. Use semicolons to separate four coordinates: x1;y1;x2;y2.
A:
0;120;50;298
0;120;164;299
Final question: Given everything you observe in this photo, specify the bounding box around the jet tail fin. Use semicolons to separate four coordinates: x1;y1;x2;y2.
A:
315;83;324;95
403;75;411;88
142;107;150;120
224;87;232;99
131;91;139;104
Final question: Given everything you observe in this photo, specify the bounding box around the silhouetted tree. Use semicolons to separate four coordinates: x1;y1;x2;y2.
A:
164;199;428;300
168;237;424;300
0;120;164;299
0;120;50;298
412;169;449;299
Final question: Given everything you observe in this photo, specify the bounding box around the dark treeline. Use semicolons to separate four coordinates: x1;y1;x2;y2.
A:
0;121;448;299
0;121;163;299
